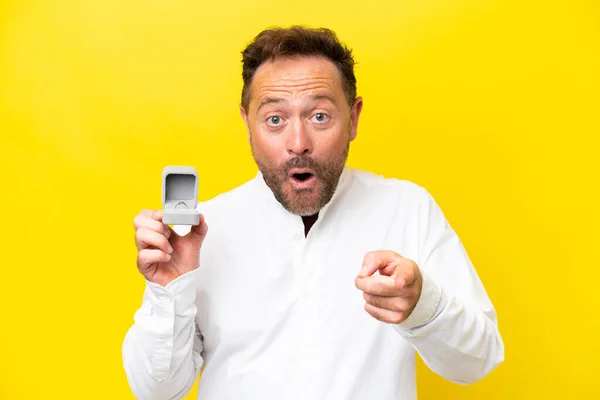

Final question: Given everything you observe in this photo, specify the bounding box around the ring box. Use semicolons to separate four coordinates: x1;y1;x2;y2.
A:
162;166;201;226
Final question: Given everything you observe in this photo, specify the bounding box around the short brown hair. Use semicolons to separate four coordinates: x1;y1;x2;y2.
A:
241;26;357;110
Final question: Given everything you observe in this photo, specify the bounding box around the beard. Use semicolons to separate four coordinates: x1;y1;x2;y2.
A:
252;142;349;217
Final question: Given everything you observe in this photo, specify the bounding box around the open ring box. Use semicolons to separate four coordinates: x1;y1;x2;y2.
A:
162;166;201;226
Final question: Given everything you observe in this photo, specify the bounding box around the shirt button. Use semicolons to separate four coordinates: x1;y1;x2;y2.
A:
157;293;168;302
293;233;303;241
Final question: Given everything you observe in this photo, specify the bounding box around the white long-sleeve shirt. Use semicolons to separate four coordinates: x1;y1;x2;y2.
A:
122;167;504;400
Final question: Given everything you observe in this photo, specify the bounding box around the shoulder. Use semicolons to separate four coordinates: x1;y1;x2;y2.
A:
348;167;432;205
347;168;451;247
197;174;259;218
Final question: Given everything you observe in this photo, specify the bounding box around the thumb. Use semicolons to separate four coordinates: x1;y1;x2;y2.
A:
190;214;208;242
390;258;416;289
174;214;208;249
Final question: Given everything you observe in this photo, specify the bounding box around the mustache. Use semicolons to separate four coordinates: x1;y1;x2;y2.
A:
284;156;320;174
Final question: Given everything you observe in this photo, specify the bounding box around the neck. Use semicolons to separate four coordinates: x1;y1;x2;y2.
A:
302;213;319;236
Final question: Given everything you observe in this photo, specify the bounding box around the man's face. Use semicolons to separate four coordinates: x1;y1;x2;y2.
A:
241;55;363;216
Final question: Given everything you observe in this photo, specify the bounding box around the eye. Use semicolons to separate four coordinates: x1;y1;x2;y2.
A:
312;113;328;123
267;116;283;126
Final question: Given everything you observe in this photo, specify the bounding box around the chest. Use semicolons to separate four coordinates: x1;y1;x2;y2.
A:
194;197;419;361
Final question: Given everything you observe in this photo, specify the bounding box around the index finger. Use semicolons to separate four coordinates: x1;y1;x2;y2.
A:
134;215;171;240
139;209;163;221
359;250;402;278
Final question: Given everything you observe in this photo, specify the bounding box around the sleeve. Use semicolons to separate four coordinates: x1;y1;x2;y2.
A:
122;268;204;400
392;189;505;384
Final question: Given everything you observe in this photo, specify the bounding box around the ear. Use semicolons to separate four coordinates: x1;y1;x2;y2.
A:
239;104;251;144
349;96;363;142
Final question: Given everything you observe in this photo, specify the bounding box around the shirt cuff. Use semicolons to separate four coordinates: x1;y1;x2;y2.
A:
143;268;200;315
395;273;443;331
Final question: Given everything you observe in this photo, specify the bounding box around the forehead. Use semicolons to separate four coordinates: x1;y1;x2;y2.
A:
249;56;344;107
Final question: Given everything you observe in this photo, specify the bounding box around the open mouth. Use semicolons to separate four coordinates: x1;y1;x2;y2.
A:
293;172;313;181
289;169;316;188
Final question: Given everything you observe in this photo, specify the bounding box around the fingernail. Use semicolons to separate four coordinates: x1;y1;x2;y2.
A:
166;254;172;261
359;266;368;276
168;245;173;253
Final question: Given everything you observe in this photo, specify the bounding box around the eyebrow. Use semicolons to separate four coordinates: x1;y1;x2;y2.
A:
310;94;337;105
256;93;337;113
257;96;284;113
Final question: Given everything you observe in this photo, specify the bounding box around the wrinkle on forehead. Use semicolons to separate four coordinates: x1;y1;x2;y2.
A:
249;57;345;110
256;80;338;106
258;77;335;92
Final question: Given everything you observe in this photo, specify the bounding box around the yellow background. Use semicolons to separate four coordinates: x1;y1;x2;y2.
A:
1;0;598;398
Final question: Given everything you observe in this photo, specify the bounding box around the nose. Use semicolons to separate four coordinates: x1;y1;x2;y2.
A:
286;119;312;156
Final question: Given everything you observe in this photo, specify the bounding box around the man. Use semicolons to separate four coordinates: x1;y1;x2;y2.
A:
123;26;504;400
